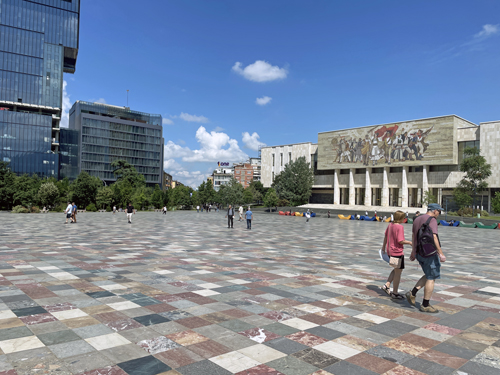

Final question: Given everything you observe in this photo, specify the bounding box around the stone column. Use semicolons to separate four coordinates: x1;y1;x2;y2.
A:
349;169;355;205
364;168;371;207
438;188;443;206
382;167;389;207
401;166;408;208
333;169;340;205
422;165;429;210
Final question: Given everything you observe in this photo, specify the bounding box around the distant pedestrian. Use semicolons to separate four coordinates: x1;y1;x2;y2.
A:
305;209;311;222
126;203;135;224
72;202;77;223
246;207;253;229
365;211;368;216
226;205;234;228
327;210;331;218
406;203;446;313
196;205;200;213
238;205;243;221
390;214;394;222
113;206;116;214
162;206;167;215
64;202;73;224
380;211;412;300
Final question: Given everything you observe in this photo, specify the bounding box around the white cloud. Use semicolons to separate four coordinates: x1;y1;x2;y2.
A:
162;118;174;125
60;80;71;128
177;112;209;123
164;140;193;159
213;126;224;132
242;132;266;151
168;169;209;189
232;60;288;82
256;96;272;106
475;24;499;38
183;126;248;162
163;159;183;170
94;98;107;104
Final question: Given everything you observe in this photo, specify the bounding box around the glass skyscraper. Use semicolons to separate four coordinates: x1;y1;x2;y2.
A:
0;0;80;178
69;101;164;186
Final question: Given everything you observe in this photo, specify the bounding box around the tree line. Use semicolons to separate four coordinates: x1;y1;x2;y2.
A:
0;156;315;212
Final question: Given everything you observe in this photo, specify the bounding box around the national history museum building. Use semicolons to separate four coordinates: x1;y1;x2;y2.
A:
261;115;500;211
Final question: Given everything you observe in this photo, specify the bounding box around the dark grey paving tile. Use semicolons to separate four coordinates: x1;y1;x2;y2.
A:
432;341;481;360
292;348;340;368
177;359;232;375
218;319;255;332
458;361;500;375
11;306;47;316
133;314;170;326
324;361;379;375
365;346;415;364
264;337;309;354
0;326;33;340
262;322;300;336
118;355;171;375
305;326;345;340
366;320;417;337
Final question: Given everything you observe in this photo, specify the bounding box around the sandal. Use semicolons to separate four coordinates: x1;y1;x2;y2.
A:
390;292;405;300
381;285;390;296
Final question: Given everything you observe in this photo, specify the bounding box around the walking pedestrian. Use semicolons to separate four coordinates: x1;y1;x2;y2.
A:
126;203;135;224
64;202;73;224
196;205;200;213
226;205;234;228
246;206;253;229
162;206;167;215
406;203;446;313
238;205;243;221
113;205;116;214
327;210;331;218
380;211;412;299
72;202;77;223
305;209;311;222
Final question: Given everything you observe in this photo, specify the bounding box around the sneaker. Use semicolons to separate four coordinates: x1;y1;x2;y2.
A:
405;291;416;306
420;304;439;313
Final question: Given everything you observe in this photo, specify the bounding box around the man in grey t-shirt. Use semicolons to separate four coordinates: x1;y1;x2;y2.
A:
226;205;234;228
406;203;446;313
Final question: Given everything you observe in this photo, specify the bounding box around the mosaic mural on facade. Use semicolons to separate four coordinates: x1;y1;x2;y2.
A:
318;116;458;170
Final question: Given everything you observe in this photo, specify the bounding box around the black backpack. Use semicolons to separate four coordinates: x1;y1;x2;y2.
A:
416;216;440;257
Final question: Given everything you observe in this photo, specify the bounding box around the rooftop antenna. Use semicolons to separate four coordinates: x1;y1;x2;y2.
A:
126;89;129;108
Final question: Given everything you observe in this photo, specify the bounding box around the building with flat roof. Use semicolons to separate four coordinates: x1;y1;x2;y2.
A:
68;101;164;186
261;142;318;187
262;115;500;211
0;0;80;178
212;166;233;191
234;158;261;188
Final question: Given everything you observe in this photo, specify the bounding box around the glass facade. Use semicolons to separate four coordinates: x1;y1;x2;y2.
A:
59;127;78;180
69;101;163;186
0;0;80;177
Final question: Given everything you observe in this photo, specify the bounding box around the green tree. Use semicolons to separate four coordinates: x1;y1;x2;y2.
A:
37;182;60;208
453;188;473;210
13;174;42;208
96;186;115;209
55;177;71;203
243;187;254;205
132;186;151;210
218;177;244;206
456;147;492;213
150;185;164;209
422;190;437;206
191;191;200;207
272;156;314;205
491;192;500;214
263;188;279;208
170;186;192;208
197;180;215;205
70;171;101;207
0;161;17;210
248;180;263;204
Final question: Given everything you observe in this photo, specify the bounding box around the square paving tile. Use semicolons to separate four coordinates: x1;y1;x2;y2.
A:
209;350;260;373
118;355;171;375
292;348;340;368
266;355;319;375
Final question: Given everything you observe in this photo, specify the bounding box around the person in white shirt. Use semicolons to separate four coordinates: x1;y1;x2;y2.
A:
196;205;200;213
64;202;73;224
162;206;167;215
238;205;244;221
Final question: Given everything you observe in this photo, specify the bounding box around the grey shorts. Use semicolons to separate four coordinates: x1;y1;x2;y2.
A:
416;253;441;280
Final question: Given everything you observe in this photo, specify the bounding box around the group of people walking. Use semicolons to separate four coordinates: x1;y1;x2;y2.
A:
381;203;445;313
226;205;253;229
64;202;78;224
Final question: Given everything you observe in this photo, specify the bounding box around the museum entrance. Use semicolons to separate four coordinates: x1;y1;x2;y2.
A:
372;188;381;206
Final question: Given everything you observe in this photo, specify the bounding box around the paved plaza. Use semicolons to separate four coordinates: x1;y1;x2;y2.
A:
0;211;499;375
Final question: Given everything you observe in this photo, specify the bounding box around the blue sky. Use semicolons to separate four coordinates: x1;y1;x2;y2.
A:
63;0;500;187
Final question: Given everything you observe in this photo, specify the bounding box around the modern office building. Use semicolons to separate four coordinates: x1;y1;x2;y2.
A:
261;115;500;211
68;101;164;186
58;127;79;180
0;0;80;178
261;142;318;187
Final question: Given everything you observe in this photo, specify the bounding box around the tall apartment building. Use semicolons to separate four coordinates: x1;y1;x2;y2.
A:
68;101;164;186
213;166;233;191
234;158;261;188
0;0;80;178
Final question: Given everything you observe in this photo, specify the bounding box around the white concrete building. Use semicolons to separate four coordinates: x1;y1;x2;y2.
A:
212;166;234;192
261;116;500;211
261;142;318;188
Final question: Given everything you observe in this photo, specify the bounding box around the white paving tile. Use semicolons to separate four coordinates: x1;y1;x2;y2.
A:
314;341;361;359
51;308;88;320
281;318;318;330
85;333;131;350
107;301;141;311
209;351;260;373
0;336;45;353
354;313;390;324
238;344;287;363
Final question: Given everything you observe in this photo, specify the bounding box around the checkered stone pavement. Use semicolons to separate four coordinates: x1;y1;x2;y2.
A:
0;211;499;375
